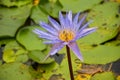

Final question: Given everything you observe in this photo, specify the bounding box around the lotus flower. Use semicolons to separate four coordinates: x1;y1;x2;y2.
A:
33;11;97;61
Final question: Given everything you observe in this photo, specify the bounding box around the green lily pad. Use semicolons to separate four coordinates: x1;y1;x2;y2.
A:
0;61;2;65
59;0;102;13
105;40;120;46
30;6;48;23
82;45;120;64
37;47;79;80
27;45;72;79
0;0;32;7
30;0;62;24
38;57;70;80
16;26;46;51
0;63;32;80
0;38;14;46
33;42;120;79
91;72;115;80
28;49;54;64
39;0;62;17
15;54;28;63
58;41;120;64
0;4;32;37
3;40;28;63
83;2;120;44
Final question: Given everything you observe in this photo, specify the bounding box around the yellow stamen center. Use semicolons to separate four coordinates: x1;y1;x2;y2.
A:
59;29;75;42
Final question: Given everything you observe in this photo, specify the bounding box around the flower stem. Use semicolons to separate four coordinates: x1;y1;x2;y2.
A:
66;45;74;80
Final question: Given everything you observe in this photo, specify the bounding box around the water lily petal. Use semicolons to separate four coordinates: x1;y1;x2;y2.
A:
68;42;83;61
40;22;58;35
76;27;97;40
39;35;58;41
78;20;93;32
66;11;72;27
67;11;72;22
33;29;57;40
48;16;60;31
59;11;65;28
33;29;52;36
44;40;62;44
75;15;87;31
49;42;65;55
73;12;80;25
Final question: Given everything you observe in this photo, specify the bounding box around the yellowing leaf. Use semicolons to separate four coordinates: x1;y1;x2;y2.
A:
3;49;16;63
16;26;46;51
0;63;32;80
3;40;28;63
33;0;40;6
116;0;120;3
117;76;120;80
75;74;91;80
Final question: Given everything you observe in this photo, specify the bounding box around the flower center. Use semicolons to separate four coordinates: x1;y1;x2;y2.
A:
59;29;75;42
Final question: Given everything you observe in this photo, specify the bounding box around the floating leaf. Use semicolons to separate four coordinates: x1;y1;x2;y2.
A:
59;0;102;12
117;75;120;80
39;0;62;17
0;0;32;7
75;74;91;80
16;26;46;51
116;0;120;3
0;60;2;65
38;50;79;80
110;0;120;3
38;58;70;80
91;72;115;80
3;49;16;63
3;40;28;63
31;0;62;24
105;40;120;46
59;41;120;64
0;63;32;80
81;45;120;64
30;6;48;23
83;2;120;44
28;49;54;64
0;38;14;46
0;4;32;37
15;54;28;63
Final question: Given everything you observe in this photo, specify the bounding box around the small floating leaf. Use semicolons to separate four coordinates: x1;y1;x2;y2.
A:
3;40;28;63
59;0;102;12
0;63;32;80
28;50;54;64
84;2;120;44
39;0;62;17
82;45;120;64
0;4;32;37
91;72;115;80
16;26;46;51
30;6;48;23
0;0;32;7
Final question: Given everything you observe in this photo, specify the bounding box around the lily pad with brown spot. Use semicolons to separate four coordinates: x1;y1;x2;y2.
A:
82;2;120;44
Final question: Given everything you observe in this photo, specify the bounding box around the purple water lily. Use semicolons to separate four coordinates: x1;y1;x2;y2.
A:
33;11;97;61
